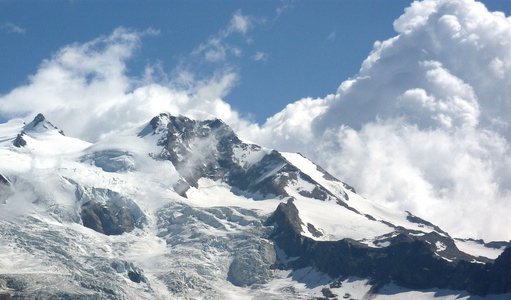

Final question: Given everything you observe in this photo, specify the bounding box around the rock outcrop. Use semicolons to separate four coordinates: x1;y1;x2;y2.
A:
141;113;348;202
80;200;136;235
266;199;511;295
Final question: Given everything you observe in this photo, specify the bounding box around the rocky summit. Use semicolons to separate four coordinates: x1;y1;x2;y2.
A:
0;113;509;299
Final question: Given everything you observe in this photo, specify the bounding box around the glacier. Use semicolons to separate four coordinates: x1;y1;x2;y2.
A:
0;113;509;299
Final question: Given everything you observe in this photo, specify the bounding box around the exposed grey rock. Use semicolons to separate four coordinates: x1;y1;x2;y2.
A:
2;112;510;298
80;200;135;235
321;287;337;298
75;186;146;228
307;223;323;238
128;271;141;283
13;114;65;148
12;133;26;147
483;246;511;294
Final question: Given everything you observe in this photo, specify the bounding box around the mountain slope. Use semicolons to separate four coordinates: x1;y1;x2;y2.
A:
0;113;509;299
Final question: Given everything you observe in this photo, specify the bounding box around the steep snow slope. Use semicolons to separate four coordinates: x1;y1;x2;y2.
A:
0;113;509;299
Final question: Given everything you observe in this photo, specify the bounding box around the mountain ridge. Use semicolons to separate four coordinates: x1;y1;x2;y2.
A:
0;112;509;299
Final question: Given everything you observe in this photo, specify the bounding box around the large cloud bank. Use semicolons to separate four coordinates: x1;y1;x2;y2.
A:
1;0;510;241
245;0;511;241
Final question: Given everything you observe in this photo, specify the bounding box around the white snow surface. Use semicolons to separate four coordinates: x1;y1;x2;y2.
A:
231;144;270;169
281;152;446;243
454;239;507;260
0;115;508;299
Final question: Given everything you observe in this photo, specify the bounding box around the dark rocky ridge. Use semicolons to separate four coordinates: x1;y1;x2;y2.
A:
266;199;511;296
140;113;349;203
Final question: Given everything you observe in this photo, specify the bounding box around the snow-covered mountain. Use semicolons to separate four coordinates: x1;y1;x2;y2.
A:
0;113;509;299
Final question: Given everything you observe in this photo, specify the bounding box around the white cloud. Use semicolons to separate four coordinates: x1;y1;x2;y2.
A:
185;10;255;66
252;52;268;62
0;27;241;142
240;0;511;241
327;31;336;41
2;22;26;34
228;10;251;35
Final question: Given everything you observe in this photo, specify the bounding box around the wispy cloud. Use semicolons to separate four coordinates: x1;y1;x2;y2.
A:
252;52;268;62
187;10;254;65
228;10;251;35
327;31;336;41
2;22;26;34
275;1;292;20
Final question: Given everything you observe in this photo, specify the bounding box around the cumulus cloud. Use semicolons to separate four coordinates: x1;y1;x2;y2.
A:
2;22;26;34
241;0;511;241
0;27;242;141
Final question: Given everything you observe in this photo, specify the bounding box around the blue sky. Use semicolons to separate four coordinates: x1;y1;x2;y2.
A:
2;0;508;124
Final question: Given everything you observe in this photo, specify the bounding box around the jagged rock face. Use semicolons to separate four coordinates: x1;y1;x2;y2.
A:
144;114;346;202
156;116;244;187
266;199;511;295
12;133;26;148
80;200;136;235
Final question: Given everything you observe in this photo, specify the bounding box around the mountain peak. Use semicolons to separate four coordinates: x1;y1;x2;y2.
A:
23;113;64;135
32;113;46;126
139;112;172;136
